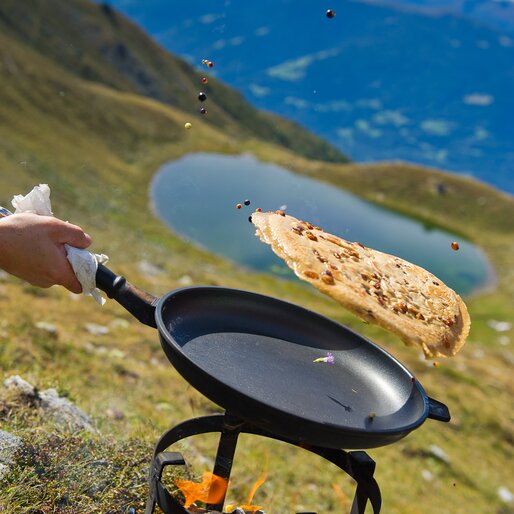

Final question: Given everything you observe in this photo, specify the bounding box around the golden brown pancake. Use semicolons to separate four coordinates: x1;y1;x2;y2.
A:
252;211;470;358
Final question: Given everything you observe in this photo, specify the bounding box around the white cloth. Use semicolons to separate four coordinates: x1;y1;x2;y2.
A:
11;184;108;305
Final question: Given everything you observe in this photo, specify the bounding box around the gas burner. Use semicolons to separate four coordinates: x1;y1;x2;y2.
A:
144;412;381;514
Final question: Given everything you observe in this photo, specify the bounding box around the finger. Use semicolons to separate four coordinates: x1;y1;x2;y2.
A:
57;223;92;249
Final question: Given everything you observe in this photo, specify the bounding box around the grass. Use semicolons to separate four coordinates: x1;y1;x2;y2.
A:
0;9;513;514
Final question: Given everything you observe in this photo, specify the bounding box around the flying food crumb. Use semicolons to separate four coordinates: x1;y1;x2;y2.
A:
201;77;208;84
199;107;207;115
236;203;242;209
207;61;214;68
184;122;192;130
326;9;336;18
256;207;262;212
198;92;207;102
244;199;251;206
451;241;460;251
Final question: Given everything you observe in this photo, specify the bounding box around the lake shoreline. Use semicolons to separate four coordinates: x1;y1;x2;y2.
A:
149;152;494;298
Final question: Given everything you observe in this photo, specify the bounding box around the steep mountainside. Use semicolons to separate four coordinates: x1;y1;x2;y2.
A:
0;0;347;164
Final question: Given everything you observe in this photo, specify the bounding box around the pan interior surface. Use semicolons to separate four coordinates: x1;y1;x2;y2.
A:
159;288;426;433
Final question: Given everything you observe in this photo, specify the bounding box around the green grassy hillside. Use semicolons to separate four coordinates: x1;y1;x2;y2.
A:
0;0;348;165
0;2;513;514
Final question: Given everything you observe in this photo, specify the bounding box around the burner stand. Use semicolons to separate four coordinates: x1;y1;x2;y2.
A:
145;412;381;514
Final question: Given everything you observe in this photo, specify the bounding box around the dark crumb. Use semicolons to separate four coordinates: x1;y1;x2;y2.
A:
236;203;242;209
244;199;251;206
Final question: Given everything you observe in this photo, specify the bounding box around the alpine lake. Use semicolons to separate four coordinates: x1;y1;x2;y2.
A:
151;153;493;296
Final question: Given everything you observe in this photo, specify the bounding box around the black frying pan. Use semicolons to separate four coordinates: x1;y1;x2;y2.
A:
96;263;450;449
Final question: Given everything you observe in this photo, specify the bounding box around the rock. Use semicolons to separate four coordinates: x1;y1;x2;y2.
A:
487;320;512;332
435;182;447;195
498;486;513;503
138;259;165;278
428;445;450;464
84;323;109;336
0;430;23;479
110;318;130;330
38;388;96;434
178;274;193;286
421;469;434;482
4;375;36;397
108;348;126;359
105;407;125;420
34;321;59;337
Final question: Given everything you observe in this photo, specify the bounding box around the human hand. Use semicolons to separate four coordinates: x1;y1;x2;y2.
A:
0;213;92;293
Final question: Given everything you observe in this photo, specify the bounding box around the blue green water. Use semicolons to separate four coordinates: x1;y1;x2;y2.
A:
151;153;493;296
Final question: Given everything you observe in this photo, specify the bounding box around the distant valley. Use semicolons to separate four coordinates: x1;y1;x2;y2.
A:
107;0;514;194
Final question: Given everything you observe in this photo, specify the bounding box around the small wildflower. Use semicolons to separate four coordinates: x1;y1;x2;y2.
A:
313;351;335;364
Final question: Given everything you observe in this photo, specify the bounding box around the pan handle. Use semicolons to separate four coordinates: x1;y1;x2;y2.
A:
427;397;451;423
96;263;158;329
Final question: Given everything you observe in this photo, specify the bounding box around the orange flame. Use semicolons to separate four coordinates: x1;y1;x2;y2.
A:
246;467;268;506
175;471;228;508
226;465;268;513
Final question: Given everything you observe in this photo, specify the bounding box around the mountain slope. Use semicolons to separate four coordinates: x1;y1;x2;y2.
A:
0;3;512;514
0;0;348;164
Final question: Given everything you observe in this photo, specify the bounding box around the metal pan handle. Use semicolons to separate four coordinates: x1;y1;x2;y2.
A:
96;263;158;328
427;397;451;422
